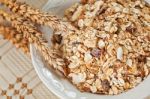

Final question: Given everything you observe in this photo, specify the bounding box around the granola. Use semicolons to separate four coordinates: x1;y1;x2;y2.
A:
52;0;150;95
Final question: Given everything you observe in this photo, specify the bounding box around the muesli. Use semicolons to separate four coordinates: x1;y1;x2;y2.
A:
52;0;150;94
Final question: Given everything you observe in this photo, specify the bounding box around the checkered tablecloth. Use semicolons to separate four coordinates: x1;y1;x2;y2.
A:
0;0;58;98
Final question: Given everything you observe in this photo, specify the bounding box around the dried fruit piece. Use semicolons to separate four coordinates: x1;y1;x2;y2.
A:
126;26;137;34
91;49;101;58
101;79;110;91
53;34;62;44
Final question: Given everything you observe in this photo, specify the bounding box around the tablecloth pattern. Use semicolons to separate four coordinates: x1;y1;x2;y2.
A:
0;0;58;99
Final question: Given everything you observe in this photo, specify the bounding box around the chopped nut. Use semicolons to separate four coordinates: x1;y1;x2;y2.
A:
78;19;84;28
118;78;125;86
95;79;102;89
70;73;86;84
69;56;80;68
84;52;93;62
104;22;112;32
110;25;118;33
90;86;97;93
117;47;123;60
86;79;94;84
98;40;105;48
84;18;93;27
111;86;118;95
126;59;133;67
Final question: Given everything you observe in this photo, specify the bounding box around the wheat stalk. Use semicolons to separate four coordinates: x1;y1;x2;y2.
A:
0;24;29;53
0;0;76;34
0;10;66;74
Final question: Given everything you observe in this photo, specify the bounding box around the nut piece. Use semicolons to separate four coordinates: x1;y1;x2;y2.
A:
69;56;80;68
70;73;86;84
78;19;84;28
104;22;112;32
111;86;118;95
126;59;133;67
84;52;93;62
90;86;97;93
117;47;123;60
98;40;105;48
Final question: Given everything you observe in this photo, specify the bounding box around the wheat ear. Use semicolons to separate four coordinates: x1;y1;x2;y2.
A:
0;0;76;33
0;24;29;53
0;10;65;74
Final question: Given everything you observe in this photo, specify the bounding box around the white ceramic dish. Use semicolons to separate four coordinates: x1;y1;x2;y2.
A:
30;0;150;99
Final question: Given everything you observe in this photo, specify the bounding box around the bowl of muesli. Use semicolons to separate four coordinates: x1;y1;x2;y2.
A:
30;0;150;99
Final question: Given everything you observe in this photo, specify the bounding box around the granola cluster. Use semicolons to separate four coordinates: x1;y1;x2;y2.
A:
52;0;150;95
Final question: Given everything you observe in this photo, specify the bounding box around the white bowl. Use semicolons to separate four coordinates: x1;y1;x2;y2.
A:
30;0;150;99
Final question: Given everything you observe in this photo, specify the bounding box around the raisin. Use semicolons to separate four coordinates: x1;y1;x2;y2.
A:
126;26;137;34
53;34;62;44
91;48;101;58
101;79;110;91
